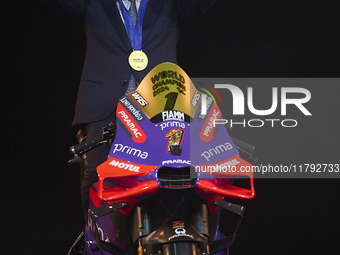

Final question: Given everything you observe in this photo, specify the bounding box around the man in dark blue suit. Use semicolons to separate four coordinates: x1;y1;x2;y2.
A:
41;0;216;219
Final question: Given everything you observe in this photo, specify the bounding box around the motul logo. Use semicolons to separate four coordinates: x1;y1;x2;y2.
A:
108;159;140;172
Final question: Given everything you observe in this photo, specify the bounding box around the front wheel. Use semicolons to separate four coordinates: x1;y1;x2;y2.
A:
161;242;202;255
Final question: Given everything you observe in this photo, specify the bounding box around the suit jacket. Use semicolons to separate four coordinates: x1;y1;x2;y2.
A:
41;0;216;125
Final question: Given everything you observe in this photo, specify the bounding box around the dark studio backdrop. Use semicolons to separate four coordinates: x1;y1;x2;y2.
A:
3;0;340;254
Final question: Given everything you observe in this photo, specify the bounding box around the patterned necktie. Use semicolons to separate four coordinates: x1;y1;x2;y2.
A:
129;0;137;26
125;0;138;94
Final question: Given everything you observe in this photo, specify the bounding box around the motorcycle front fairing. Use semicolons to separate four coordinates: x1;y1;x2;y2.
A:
86;62;255;255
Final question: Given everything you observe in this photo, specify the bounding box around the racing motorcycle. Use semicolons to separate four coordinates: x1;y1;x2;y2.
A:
68;62;255;255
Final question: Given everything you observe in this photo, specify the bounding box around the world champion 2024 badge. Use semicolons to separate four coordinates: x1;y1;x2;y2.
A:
129;50;148;71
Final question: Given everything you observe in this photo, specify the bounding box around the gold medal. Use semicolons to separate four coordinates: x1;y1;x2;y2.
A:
128;50;148;71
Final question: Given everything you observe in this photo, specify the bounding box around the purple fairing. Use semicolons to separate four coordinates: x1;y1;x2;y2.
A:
86;75;244;254
86;197;118;255
109;95;239;178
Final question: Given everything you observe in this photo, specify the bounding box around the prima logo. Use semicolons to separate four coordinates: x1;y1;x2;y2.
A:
160;121;186;130
162;110;184;121
112;144;148;159
201;142;233;161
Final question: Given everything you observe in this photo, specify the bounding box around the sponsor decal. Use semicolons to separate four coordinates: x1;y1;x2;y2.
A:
162;159;191;165
151;70;186;97
112;144;148;159
108;159;140;172
117;104;146;143
198;95;214;120
168;221;194;241
162;110;185;121
159;121;186;131
87;209;110;242
119;97;144;121
201;142;233;161
199;104;222;142
131;92;149;107
191;90;201;108
173;221;184;228
220;158;241;168
165;129;184;153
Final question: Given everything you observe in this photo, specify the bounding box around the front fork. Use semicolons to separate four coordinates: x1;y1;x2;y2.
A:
132;203;210;255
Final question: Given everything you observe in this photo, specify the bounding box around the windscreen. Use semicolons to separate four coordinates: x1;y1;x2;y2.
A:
127;62;201;121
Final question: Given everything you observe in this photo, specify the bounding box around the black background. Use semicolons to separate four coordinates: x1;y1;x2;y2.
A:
3;0;340;254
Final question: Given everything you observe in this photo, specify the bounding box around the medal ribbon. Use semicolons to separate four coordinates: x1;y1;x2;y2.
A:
118;0;149;51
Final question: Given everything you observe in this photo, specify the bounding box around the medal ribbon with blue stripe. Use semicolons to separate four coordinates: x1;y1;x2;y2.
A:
118;0;149;51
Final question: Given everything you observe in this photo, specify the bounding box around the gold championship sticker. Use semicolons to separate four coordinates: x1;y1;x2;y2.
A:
129;50;148;71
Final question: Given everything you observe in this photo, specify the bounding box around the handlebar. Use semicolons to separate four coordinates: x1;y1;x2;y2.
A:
68;122;257;164
230;136;257;161
68;123;117;164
